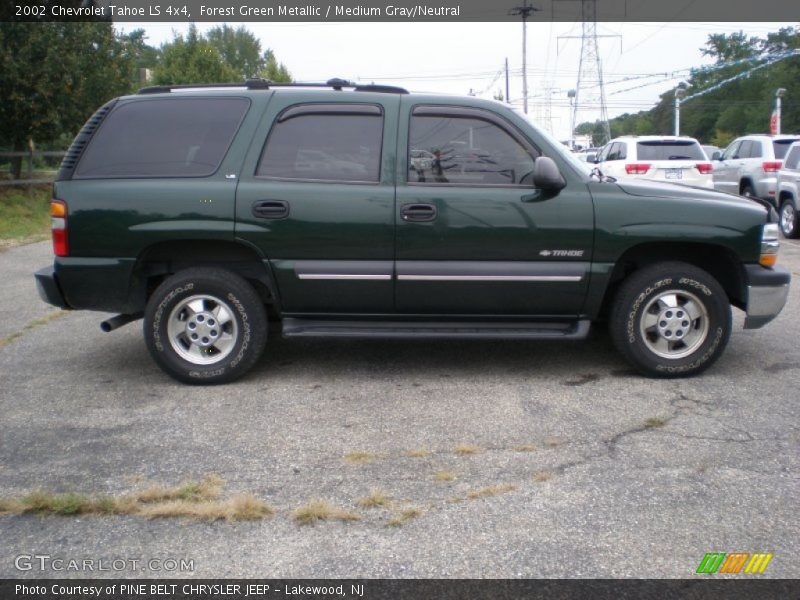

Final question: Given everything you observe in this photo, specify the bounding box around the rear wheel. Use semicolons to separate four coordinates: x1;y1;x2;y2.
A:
780;199;799;238
609;262;731;377
741;183;756;198
144;268;267;384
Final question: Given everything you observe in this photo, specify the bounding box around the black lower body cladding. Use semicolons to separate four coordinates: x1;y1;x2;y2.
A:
144;268;268;384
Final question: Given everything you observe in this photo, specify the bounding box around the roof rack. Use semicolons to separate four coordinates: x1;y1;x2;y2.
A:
138;78;408;95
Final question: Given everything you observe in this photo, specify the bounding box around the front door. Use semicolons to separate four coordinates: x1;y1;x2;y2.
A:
395;102;593;316
235;94;399;314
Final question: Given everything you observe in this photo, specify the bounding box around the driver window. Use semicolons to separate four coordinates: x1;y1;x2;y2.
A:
408;115;538;186
722;141;740;161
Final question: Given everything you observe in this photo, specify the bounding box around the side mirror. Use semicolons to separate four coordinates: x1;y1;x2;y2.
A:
711;151;721;161
585;153;596;163
533;156;566;191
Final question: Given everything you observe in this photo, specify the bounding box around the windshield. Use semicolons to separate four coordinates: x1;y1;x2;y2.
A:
636;141;705;161
774;139;800;160
510;108;593;174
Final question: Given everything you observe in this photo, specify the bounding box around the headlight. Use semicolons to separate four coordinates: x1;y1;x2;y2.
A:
759;223;780;267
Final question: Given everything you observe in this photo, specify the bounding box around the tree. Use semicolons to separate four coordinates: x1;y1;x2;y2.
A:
206;25;263;79
151;25;239;85
0;23;135;178
261;49;292;82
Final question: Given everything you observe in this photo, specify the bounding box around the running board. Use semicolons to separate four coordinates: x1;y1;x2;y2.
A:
281;318;591;340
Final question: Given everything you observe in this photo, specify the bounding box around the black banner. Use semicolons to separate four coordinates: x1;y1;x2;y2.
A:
2;580;800;600
2;0;800;22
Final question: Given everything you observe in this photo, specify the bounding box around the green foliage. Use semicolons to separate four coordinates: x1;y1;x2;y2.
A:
0;185;51;242
578;27;800;146
0;23;136;175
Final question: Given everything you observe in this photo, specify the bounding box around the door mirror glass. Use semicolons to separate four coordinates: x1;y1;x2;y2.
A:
533;156;566;191
711;151;721;161
585;153;596;163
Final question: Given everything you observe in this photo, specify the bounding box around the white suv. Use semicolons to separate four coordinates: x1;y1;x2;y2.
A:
595;136;713;188
776;141;800;238
711;134;800;207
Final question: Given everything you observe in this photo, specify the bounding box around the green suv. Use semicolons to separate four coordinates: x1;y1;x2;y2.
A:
34;79;791;383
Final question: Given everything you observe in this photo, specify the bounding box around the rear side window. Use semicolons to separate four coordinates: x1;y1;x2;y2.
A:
75;97;250;178
408;115;537;185
785;146;800;170
257;105;383;182
774;139;800;160
636;141;705;161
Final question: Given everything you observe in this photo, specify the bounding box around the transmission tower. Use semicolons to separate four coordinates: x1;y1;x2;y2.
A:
558;0;620;147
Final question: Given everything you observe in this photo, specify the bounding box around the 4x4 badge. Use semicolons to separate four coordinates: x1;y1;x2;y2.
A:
540;249;584;257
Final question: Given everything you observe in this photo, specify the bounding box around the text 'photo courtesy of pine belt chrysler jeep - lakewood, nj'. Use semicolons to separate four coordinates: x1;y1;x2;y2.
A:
34;78;791;384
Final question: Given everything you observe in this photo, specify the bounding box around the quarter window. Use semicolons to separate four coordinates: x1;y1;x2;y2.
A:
75;97;250;178
257;106;383;182
408;114;537;185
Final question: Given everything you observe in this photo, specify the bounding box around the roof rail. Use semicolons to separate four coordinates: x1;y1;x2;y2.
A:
138;78;408;95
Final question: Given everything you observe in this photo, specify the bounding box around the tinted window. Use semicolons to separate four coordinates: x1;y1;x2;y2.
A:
722;141;740;161
736;141;753;159
747;141;763;158
408;115;537;185
607;142;626;161
774;139;800;160
76;98;249;178
597;144;611;162
636;141;705;161
257;107;383;182
785;146;800;170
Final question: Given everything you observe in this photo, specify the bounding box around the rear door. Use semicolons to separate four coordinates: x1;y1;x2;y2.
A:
713;140;742;194
235;93;399;314
394;101;593;316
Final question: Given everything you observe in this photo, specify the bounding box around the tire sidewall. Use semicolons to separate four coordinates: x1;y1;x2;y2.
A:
145;271;264;384
616;268;730;377
780;200;798;238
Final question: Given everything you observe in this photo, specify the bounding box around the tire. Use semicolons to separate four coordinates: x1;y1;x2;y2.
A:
741;183;756;198
609;262;731;378
144;268;267;384
779;199;800;239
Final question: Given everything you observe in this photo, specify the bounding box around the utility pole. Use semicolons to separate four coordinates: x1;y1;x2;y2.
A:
505;57;510;104
775;88;786;135
509;0;539;114
557;0;619;145
674;88;685;136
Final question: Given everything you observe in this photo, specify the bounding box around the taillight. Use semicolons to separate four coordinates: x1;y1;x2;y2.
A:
762;161;782;173
50;200;68;257
695;163;713;174
625;163;651;175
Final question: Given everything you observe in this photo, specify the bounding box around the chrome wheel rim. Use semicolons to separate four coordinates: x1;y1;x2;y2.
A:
166;294;238;365
781;204;795;236
639;289;709;360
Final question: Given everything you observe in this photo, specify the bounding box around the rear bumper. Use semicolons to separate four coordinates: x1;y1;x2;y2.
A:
34;266;70;309
743;264;790;329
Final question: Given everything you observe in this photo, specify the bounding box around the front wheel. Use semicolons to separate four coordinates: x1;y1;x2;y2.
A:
609;262;731;377
144;268;267;384
780;200;799;238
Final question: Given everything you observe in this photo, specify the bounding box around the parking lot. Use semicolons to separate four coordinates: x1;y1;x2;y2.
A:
0;239;798;578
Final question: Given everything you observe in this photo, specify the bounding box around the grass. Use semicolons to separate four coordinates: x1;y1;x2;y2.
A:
406;448;430;458
0;474;274;522
433;470;456;482
514;444;537;452
387;507;422;527
291;499;361;525
344;451;376;464
356;488;391;508
0;185;51;244
466;484;517;500
454;444;482;455
533;471;553;483
0;311;69;349
645;417;668;429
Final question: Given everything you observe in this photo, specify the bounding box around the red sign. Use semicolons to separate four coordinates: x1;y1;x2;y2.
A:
770;110;778;135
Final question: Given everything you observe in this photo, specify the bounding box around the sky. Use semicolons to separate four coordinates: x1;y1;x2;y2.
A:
120;21;790;141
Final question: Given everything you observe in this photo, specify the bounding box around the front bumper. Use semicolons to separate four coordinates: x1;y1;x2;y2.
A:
34;266;70;310
743;264;790;329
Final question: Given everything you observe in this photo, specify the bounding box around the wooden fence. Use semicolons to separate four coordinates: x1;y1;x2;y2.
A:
0;151;65;187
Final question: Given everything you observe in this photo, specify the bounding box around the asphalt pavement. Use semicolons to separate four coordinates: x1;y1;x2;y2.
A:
0;240;798;578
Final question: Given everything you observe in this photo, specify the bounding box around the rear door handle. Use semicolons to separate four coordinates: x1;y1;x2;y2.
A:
400;203;437;222
252;200;289;219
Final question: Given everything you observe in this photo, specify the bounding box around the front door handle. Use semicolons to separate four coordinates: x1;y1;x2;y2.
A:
400;203;437;222
252;200;289;219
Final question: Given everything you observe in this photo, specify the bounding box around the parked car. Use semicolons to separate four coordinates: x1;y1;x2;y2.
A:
776;141;800;238
35;79;789;383
711;134;800;207
594;136;713;188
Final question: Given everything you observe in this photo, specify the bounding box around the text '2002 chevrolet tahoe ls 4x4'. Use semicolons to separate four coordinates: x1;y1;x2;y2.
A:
35;79;790;384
